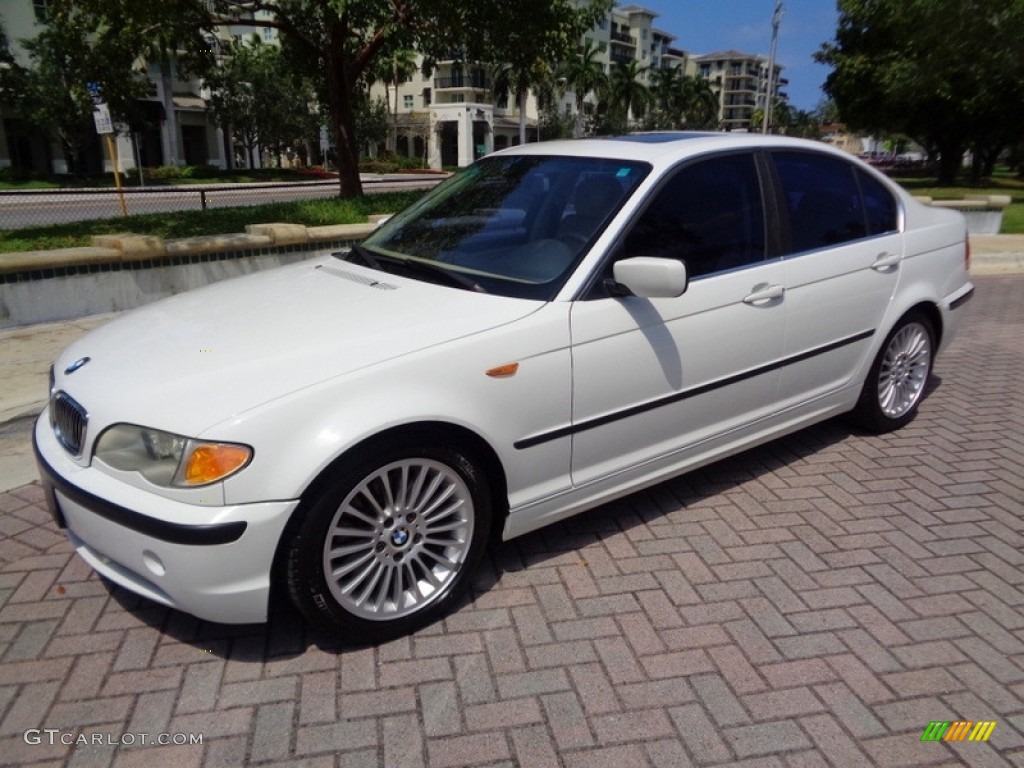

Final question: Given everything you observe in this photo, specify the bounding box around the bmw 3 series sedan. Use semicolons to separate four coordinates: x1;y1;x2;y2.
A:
35;133;974;641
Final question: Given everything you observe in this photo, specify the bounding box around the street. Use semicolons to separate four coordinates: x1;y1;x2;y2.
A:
0;275;1021;767
0;176;444;230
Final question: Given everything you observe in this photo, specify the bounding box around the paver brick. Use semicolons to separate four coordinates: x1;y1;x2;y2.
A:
0;276;1022;766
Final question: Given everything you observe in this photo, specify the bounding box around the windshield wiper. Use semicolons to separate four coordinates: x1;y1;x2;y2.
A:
335;243;383;270
386;257;486;293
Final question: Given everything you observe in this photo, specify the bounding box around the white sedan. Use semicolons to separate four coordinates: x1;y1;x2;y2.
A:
35;133;974;641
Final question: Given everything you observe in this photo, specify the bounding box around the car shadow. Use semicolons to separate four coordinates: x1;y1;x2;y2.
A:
102;375;944;658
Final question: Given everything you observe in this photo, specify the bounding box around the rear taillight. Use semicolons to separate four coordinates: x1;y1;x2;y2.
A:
965;238;971;271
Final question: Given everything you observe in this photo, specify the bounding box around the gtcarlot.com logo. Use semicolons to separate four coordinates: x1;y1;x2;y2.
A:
24;729;203;746
921;721;997;742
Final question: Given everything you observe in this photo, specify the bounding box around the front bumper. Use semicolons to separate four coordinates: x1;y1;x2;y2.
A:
34;414;300;624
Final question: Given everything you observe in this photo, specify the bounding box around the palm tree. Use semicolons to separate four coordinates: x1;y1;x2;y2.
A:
680;75;719;130
492;58;546;146
600;59;650;133
649;65;686;128
375;48;417;154
558;41;606;138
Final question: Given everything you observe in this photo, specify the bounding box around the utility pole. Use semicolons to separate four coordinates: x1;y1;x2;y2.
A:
762;0;783;134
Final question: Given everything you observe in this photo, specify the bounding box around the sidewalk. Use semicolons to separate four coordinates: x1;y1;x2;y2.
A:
1;235;1023;493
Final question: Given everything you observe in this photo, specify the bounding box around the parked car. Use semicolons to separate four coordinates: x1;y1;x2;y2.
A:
35;133;974;641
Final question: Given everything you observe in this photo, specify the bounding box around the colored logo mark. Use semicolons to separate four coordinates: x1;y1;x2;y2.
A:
921;721;997;742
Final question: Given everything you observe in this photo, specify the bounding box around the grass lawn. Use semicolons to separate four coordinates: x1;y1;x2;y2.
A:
0;192;425;254
890;168;1024;234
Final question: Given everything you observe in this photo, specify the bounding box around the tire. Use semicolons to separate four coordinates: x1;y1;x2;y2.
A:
852;312;934;433
285;439;491;642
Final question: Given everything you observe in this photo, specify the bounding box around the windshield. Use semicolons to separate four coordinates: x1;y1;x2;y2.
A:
356;155;649;300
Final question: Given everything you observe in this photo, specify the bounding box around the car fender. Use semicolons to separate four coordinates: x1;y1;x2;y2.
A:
215;303;574;512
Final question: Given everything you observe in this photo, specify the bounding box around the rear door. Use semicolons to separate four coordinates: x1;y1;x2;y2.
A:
769;150;902;406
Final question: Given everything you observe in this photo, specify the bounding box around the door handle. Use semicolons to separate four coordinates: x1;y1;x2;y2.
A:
871;252;901;271
743;283;785;304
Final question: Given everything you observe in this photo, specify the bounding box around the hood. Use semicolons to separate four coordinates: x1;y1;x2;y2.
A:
52;255;541;437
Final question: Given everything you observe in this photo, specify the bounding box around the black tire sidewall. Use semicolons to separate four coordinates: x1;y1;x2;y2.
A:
855;312;935;433
286;440;491;642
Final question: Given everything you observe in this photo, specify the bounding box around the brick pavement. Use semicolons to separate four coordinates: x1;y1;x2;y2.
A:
1;275;1022;768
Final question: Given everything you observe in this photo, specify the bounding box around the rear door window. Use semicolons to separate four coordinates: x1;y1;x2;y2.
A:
772;151;869;253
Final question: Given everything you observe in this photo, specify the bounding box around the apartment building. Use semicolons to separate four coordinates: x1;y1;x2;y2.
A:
0;0;226;175
374;3;694;169
692;50;787;131
3;1;791;176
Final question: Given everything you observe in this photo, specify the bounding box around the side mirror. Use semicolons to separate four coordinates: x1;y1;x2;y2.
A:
611;257;688;298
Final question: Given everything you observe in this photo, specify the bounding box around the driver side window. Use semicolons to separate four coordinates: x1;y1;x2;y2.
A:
621;153;767;279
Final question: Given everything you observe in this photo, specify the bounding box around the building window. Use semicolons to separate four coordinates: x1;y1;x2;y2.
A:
33;0;51;22
404;95;414;109
263;28;274;41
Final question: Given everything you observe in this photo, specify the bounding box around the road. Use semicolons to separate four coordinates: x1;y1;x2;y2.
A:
0;175;445;230
0;275;1022;766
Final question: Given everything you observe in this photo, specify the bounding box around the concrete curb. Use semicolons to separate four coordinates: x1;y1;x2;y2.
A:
0;220;382;277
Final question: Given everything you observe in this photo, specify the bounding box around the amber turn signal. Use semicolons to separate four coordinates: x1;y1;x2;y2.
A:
182;444;252;485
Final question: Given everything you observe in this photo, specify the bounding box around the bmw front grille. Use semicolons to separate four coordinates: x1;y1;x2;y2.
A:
51;391;88;456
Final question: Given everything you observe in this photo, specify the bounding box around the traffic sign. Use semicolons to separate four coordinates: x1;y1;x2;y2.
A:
93;103;114;135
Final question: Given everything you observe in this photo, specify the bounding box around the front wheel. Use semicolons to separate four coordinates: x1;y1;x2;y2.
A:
852;312;934;433
285;441;491;642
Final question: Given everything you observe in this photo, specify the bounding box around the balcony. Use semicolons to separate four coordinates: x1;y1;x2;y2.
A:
610;31;637;47
434;75;491;91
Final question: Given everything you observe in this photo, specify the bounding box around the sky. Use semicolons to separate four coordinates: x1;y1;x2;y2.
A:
637;0;839;111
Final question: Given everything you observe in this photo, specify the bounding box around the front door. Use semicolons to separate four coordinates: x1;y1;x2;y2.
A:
569;152;787;486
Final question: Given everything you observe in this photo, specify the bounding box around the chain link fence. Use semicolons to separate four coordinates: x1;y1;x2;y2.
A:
0;177;443;231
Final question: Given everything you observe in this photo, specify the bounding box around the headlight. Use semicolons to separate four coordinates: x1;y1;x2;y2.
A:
94;424;252;487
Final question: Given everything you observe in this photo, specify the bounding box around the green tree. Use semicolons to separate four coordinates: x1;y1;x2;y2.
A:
817;0;1024;184
645;65;685;129
598;59;650;134
0;20;22;104
559;40;607;138
488;0;610;146
54;0;610;195
206;37;316;168
680;75;719;130
15;3;153;176
374;46;418;153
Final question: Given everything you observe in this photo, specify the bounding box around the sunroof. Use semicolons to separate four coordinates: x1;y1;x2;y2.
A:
608;132;718;144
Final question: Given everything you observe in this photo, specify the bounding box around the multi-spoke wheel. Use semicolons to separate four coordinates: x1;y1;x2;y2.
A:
853;312;934;432
286;441;491;641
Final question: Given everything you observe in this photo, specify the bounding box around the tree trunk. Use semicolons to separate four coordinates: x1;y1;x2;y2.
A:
935;138;963;185
384;81;395;153
392;62;401;154
574;94;585;138
159;58;180;166
518;89;528;146
325;49;363;197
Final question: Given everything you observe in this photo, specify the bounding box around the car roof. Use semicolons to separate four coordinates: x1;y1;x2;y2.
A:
491;131;857;166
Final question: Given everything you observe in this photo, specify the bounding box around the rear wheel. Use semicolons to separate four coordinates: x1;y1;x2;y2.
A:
286;440;491;641
853;312;934;433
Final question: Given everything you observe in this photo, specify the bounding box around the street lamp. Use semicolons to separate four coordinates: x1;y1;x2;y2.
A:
762;0;783;135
